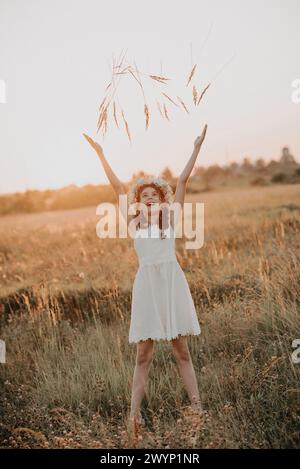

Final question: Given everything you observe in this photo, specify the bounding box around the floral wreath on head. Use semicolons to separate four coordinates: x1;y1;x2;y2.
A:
127;175;174;206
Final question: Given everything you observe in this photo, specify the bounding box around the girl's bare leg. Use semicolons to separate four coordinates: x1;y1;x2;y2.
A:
129;339;155;420
171;336;203;411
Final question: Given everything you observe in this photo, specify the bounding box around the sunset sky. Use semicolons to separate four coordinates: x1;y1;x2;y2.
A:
0;0;299;195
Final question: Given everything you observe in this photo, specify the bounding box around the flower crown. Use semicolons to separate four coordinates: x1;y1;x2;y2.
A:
127;175;174;206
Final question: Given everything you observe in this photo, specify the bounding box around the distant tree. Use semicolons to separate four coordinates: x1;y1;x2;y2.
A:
228;162;239;175
192;165;205;178
241;157;253;171
254;158;266;170
251;177;268;186
271;172;287;183
280;147;296;165
267;159;279;170
203;164;224;183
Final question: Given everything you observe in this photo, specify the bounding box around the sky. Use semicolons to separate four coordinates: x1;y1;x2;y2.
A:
0;0;299;195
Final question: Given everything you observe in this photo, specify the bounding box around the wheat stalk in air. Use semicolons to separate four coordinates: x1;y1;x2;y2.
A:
94;49;211;141
161;92;179;107
144;104;150;129
121;109;131;143
113;101;119;128
149;75;170;84
156;100;164;118
177;96;189;114
186;64;197;87
197;83;210;105
192;85;198;106
163;103;170;121
96;54;172;140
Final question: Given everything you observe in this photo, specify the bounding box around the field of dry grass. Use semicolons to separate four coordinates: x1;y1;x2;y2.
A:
0;183;299;448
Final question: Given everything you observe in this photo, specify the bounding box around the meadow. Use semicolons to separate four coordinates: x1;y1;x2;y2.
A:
0;183;299;448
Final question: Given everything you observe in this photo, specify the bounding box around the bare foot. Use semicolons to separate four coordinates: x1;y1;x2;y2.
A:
190;399;204;415
129;412;145;426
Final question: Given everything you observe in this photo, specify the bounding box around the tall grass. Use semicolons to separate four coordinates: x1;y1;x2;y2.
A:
0;184;299;448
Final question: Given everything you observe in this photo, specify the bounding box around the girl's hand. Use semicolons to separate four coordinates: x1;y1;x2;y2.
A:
194;124;208;151
82;133;104;156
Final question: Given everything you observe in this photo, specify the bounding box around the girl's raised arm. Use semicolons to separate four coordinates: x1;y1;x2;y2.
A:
83;133;126;198
174;124;208;208
83;133;131;227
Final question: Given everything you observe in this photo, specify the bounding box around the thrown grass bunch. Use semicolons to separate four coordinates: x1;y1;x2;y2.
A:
97;49;211;142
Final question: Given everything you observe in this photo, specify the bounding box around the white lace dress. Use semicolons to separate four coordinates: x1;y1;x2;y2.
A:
129;223;201;343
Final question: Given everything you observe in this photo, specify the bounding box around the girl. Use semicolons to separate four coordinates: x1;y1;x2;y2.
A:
83;124;208;427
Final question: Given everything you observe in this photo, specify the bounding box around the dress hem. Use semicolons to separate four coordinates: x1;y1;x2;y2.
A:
129;330;201;344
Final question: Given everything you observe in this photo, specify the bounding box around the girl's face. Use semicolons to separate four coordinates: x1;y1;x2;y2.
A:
139;186;162;207
138;185;163;223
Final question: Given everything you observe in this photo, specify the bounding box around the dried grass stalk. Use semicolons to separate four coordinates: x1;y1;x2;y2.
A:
193;85;198;106
121;110;132;143
161;92;179;107
103;110;108;135
163;103;170;121
97;104;109;133
95;53;209;141
113;101;119;128
149;75;170;84
144;103;150;129
128;69;143;89
96;109;104;131
186;64;197;87
177;96;189;114
156;100;164;118
197;83;210;105
98;97;107;112
114;65;131;75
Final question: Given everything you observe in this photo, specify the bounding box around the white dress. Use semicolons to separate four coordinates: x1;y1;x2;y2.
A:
129;223;201;343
